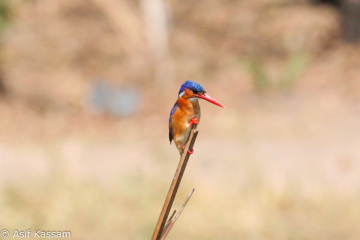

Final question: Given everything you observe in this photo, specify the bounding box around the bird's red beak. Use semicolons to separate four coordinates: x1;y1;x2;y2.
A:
195;93;225;108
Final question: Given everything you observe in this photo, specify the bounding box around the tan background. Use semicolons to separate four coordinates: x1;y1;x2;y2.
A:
0;0;360;239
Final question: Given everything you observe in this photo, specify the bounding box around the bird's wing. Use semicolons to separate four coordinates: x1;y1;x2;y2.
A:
169;102;178;143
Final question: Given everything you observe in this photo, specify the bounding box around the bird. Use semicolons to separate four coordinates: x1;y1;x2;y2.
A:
169;80;225;155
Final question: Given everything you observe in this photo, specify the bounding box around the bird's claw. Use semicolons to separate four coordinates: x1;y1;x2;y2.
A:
182;146;194;155
188;118;199;127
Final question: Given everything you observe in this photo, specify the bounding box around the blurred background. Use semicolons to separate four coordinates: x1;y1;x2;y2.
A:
1;0;360;239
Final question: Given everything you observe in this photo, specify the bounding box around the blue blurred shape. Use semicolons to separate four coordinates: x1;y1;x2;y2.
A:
87;80;140;117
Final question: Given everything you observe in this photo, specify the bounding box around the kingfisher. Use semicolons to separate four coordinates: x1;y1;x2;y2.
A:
169;80;225;155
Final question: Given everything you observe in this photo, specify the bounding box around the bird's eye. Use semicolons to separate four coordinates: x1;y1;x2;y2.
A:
192;90;198;94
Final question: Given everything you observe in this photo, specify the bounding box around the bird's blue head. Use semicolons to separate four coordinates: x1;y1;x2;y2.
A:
176;80;225;108
178;80;206;97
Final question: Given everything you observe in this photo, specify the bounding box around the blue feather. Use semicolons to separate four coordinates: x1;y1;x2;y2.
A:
169;102;178;143
178;80;206;96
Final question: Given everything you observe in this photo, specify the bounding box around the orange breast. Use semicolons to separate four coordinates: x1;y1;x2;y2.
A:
170;98;200;153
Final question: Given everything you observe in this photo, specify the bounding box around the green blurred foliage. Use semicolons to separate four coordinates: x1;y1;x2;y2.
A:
0;0;11;32
249;53;308;93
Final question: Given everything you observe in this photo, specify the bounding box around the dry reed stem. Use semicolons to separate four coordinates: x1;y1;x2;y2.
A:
160;189;195;240
151;129;198;240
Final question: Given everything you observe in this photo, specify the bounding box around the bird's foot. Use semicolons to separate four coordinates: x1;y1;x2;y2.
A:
182;146;194;155
188;118;199;127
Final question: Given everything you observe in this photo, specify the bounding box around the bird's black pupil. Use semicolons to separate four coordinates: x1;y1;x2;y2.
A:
193;90;198;94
